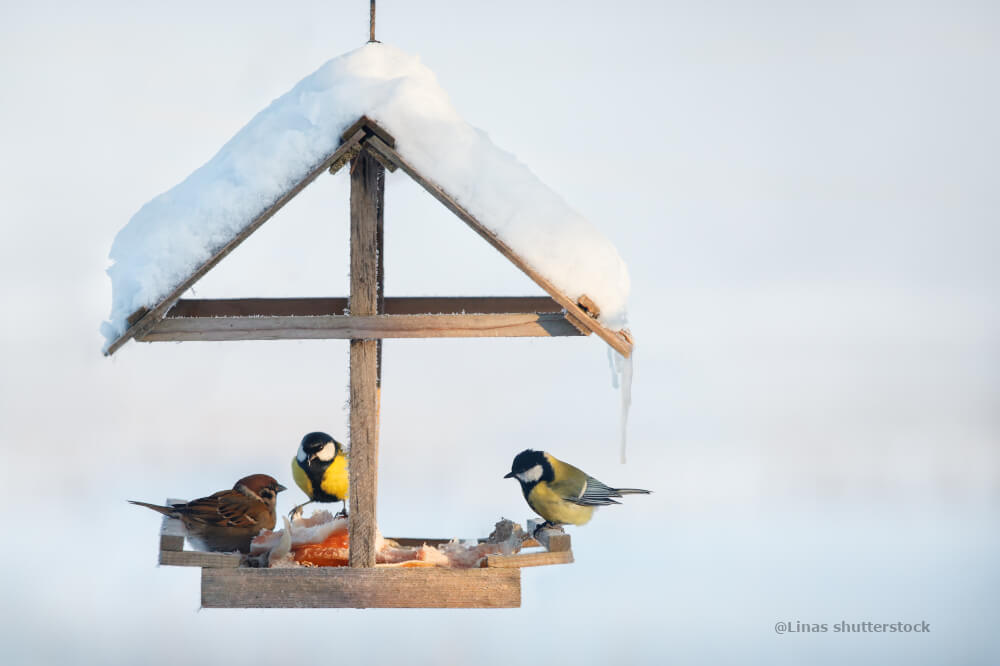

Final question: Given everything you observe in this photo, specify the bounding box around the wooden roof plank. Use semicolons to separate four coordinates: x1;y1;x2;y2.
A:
104;129;368;356
362;134;633;357
105;116;632;357
340;115;397;148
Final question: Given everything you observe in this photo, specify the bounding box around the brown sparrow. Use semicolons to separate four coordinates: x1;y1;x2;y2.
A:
129;474;286;553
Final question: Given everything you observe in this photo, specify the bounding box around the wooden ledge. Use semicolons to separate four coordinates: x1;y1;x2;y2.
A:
201;567;520;609
484;550;573;568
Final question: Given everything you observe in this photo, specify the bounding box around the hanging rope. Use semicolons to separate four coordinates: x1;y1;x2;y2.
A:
369;0;377;43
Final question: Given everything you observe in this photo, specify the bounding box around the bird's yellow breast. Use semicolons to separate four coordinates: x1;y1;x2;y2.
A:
319;454;349;501
291;454;350;502
526;482;595;526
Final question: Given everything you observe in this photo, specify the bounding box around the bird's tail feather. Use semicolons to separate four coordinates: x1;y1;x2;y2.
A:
614;488;651;495
128;500;178;516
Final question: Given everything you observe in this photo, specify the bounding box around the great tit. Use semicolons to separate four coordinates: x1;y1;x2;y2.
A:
504;449;649;526
129;474;286;553
290;432;349;518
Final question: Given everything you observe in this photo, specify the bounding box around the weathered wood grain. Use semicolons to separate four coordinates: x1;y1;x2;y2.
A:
139;312;586;342
375;153;385;387
328;144;361;175
159;513;185;552
362;133;633;358
340;115;396;148
348;149;382;568
200;567;521;608
484;550;574;568
576;294;601;319
159;550;241;568
533;528;572;553
364;142;398;173
105;129;367;356
166;296;564;317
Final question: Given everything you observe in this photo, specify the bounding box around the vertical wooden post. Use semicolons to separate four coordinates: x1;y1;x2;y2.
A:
376;167;385;389
348;148;384;567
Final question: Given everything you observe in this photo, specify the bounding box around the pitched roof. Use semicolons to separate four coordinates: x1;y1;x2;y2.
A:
101;43;632;356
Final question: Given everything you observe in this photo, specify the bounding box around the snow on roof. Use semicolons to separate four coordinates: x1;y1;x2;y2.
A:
101;43;630;350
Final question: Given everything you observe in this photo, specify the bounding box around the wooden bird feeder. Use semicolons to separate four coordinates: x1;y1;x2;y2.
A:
111;116;633;608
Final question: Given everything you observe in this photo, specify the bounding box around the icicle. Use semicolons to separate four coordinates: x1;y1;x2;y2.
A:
608;348;634;463
618;351;633;464
607;346;621;389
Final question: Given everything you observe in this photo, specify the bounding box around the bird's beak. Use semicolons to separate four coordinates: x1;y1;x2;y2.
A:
276;484;287;493
503;471;515;479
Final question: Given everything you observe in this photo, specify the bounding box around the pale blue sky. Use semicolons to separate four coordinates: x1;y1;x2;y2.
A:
1;1;998;664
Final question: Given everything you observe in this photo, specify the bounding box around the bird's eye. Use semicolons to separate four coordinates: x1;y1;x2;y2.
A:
261;489;273;499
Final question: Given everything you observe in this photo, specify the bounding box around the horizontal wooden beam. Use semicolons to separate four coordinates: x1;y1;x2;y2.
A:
167;296;564;318
201;567;520;608
160;550;242;568
483;551;574;568
139;312;586;342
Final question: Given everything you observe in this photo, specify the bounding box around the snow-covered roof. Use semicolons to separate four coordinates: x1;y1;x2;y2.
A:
101;43;630;353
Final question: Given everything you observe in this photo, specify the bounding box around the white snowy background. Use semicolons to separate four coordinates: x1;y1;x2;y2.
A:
2;1;998;664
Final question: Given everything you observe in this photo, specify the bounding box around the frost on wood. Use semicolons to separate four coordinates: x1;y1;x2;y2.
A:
101;42;630;349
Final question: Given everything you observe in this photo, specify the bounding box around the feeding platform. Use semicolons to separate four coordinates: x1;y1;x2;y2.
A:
155;501;572;608
108;44;633;610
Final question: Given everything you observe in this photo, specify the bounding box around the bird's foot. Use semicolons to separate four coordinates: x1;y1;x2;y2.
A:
532;520;562;535
288;502;310;521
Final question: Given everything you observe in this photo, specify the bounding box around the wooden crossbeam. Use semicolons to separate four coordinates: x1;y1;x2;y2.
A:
483;550;574;568
138;312;585;342
166;296;564;317
160;550;242;568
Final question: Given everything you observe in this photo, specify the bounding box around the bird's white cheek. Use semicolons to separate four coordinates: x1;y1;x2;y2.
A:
517;465;543;483
316;443;337;462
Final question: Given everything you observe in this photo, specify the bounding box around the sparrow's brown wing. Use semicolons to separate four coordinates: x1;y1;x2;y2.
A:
179;490;264;529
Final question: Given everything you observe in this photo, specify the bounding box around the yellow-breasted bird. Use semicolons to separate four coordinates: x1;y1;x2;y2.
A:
504;449;650;526
129;474;286;553
290;431;349;518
